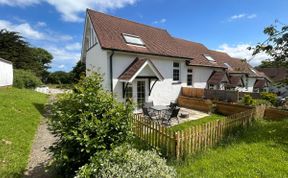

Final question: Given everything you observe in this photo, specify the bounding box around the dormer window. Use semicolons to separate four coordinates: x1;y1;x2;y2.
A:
250;68;257;74
224;62;232;68
203;54;216;62
122;33;145;46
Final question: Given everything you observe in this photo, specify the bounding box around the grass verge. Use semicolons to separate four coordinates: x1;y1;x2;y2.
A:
0;87;48;177
173;119;288;177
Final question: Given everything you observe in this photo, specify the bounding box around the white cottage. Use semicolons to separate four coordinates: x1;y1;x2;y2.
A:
80;9;269;107
0;58;13;87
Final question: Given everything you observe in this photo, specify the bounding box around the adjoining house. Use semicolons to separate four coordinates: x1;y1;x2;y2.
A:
80;9;269;106
257;68;288;96
0;58;13;87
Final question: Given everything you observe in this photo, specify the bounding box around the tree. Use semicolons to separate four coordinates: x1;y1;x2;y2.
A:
31;48;53;81
250;22;288;68
0;29;53;80
71;60;86;83
47;71;72;84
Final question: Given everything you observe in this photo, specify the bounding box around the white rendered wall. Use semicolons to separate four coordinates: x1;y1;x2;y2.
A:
84;16;110;90
191;67;223;89
0;61;13;87
86;44;109;90
112;52;188;105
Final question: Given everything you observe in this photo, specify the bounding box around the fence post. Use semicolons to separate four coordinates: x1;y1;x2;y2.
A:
175;132;180;160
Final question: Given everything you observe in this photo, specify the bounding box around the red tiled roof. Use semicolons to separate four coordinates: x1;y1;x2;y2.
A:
257;68;288;82
88;9;186;59
254;79;267;88
87;9;225;68
228;76;243;87
118;57;164;81
173;38;225;68
207;71;228;85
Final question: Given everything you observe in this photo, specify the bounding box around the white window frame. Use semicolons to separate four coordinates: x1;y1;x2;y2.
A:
88;27;97;49
122;33;145;46
173;62;180;82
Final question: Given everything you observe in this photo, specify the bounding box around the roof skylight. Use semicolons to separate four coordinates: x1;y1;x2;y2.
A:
224;62;232;68
203;54;216;62
250;68;257;74
122;33;145;46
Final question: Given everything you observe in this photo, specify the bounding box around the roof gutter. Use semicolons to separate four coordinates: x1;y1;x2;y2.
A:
110;50;115;94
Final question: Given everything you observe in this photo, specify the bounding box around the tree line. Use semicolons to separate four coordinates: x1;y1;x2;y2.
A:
0;29;85;86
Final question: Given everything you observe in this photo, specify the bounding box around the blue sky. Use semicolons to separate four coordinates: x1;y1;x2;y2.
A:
0;0;287;71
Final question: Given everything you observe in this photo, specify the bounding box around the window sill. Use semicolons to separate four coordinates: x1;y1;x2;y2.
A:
172;81;182;85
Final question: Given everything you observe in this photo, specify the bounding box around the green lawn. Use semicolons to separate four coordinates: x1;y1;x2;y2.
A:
169;114;225;132
173;119;288;178
0;87;48;177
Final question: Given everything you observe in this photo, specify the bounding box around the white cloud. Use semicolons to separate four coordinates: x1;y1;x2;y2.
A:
47;46;80;61
0;19;73;42
247;14;257;19
0;0;138;22
217;43;270;67
153;18;167;24
65;42;81;51
0;0;40;7
228;13;257;21
0;19;45;40
36;21;47;27
58;64;65;69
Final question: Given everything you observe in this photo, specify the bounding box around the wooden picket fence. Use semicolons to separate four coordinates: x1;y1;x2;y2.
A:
131;109;255;159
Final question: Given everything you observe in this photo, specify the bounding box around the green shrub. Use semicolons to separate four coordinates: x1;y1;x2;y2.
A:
13;69;42;89
261;92;277;105
252;99;272;106
48;73;134;176
242;94;255;105
75;144;176;178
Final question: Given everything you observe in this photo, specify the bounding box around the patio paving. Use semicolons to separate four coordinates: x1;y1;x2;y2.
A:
169;107;209;126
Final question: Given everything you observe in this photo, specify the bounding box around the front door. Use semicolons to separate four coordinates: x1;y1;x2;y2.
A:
137;80;146;108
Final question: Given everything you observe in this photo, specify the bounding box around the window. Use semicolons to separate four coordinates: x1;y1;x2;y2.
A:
122;33;145;46
208;84;215;89
173;62;180;81
187;69;193;86
224;62;232;68
125;83;133;99
203;54;215;62
250;68;257;74
88;27;97;49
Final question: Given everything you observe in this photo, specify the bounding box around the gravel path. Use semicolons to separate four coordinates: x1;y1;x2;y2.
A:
24;96;58;178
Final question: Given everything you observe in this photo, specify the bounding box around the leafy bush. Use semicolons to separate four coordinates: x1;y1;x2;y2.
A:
49;73;134;176
242;94;255;105
13;69;42;89
253;99;272;106
261;92;277;105
75;144;176;178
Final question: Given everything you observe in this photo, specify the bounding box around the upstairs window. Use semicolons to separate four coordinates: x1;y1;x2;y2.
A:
88;28;97;49
250;68;257;74
122;33;145;46
187;69;193;86
203;54;216;62
173;62;180;81
224;62;232;68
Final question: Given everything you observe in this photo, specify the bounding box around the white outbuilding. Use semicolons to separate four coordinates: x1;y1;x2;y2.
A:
0;58;13;87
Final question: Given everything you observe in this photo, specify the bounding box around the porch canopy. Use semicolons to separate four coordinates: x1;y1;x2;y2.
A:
226;75;244;88
254;79;267;89
207;71;229;86
118;57;164;97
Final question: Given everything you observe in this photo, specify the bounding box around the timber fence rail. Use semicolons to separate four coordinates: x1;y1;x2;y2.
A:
131;109;255;159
